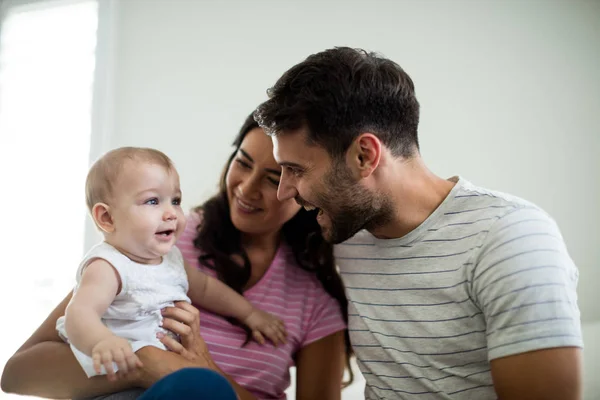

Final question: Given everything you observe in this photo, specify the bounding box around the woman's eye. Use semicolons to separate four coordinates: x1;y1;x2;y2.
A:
235;159;251;169
267;178;280;187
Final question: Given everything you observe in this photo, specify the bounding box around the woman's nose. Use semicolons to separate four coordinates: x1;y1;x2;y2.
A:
239;176;261;200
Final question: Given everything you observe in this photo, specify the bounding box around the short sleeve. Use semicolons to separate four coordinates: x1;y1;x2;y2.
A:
301;285;347;347
471;206;583;361
76;243;131;294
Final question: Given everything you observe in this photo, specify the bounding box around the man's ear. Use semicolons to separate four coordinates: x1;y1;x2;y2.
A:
92;202;115;233
347;133;382;178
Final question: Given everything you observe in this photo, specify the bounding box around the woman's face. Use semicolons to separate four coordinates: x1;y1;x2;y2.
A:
226;127;301;237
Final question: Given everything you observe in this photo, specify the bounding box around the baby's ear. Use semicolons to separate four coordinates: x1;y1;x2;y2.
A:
92;203;115;233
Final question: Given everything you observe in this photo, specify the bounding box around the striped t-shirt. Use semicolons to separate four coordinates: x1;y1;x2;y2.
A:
176;212;346;399
334;177;582;399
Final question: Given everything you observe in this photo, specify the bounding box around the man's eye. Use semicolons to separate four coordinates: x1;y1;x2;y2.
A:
145;198;159;205
288;167;302;177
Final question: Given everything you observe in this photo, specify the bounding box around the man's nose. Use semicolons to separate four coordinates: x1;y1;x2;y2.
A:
277;176;298;201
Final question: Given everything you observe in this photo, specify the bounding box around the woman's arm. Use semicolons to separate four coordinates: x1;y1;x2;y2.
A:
139;344;258;400
295;330;346;400
159;302;260;400
0;292;136;399
159;305;346;400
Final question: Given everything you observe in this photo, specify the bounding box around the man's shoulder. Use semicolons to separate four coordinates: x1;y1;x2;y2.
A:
448;179;554;228
455;179;540;212
451;179;563;252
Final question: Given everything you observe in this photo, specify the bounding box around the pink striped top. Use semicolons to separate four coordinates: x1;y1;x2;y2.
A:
176;212;346;399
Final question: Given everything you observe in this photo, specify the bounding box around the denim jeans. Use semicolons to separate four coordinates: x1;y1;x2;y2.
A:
80;368;237;400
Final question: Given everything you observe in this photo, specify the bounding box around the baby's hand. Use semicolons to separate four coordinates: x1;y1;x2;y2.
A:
243;308;287;346
91;336;143;380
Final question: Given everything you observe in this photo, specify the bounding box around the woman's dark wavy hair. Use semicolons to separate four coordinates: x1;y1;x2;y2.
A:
193;113;354;387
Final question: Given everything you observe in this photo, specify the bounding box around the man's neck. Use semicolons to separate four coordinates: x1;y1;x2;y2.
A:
369;157;456;240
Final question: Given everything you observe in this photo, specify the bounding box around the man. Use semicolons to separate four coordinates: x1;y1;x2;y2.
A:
255;47;582;399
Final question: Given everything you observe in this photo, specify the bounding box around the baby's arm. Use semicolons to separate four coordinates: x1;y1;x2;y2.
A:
184;261;286;346
65;259;141;379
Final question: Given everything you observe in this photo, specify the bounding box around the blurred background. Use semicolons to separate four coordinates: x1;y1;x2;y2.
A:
0;0;598;398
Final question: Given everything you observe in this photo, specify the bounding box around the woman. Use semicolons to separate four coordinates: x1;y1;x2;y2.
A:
1;113;353;400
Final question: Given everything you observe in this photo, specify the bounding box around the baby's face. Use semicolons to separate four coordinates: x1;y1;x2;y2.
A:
107;161;186;264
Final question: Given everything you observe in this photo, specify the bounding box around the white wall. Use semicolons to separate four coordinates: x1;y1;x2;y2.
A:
98;0;600;321
583;322;600;400
92;0;599;398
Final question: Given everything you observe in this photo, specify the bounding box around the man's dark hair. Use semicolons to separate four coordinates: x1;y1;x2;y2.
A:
193;112;355;386
255;46;420;159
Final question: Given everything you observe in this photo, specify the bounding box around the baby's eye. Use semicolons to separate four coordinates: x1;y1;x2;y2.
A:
172;197;182;206
145;198;159;205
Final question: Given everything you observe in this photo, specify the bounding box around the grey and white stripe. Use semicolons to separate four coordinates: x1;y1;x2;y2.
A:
335;177;582;399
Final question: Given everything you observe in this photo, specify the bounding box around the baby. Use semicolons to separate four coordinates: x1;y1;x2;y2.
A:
56;147;286;380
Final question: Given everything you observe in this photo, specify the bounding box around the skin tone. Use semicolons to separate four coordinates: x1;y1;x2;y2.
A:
12;158;286;385
95;161;187;264
1;134;346;400
271;128;582;400
225;128;302;288
70;159;287;378
66;162;187;378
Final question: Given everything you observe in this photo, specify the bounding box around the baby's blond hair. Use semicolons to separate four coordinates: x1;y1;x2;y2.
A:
85;147;174;212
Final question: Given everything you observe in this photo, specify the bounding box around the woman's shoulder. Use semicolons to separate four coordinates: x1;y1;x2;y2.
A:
177;209;203;254
181;209;202;236
187;208;203;224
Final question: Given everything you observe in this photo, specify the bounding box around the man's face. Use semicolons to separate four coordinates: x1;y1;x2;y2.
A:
272;130;391;243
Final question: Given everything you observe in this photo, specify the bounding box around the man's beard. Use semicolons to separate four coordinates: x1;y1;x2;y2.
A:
316;161;393;244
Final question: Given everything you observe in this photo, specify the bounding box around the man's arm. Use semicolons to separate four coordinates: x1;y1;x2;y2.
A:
472;207;583;399
491;347;582;400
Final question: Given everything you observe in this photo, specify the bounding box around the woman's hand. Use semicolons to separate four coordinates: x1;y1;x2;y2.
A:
159;302;215;368
116;302;213;389
159;301;260;400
